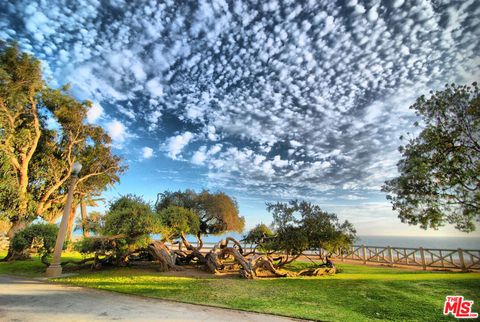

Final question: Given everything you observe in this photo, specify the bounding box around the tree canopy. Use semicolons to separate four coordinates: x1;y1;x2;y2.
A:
242;223;273;245
157;205;200;241
0;42;125;259
383;83;480;232
155;190;245;237
266;200;356;257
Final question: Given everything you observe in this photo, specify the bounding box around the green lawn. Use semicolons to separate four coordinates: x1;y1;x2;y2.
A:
1;251;479;321
0;250;85;277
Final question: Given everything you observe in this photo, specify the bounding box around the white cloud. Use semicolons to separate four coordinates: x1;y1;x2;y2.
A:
392;0;405;9
191;146;207;165
141;146;154;159
367;6;379;22
87;103;103;123
11;0;479;200
146;78;164;97
163;131;194;159
354;5;366;14
106;119;127;143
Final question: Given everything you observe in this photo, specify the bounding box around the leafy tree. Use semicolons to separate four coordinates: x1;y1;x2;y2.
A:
265;200;356;266
77;195;161;266
0;42;44;237
155;190;245;243
155;190;244;266
0;43;125;259
383;83;480;232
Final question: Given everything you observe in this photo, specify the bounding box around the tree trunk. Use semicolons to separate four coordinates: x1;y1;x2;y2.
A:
65;203;78;243
80;201;89;237
179;232;207;264
148;241;182;271
2;219;29;261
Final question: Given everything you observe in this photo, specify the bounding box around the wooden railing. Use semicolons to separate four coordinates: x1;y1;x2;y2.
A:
195;242;480;272
324;245;480;271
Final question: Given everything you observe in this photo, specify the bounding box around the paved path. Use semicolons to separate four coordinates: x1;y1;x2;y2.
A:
0;275;300;322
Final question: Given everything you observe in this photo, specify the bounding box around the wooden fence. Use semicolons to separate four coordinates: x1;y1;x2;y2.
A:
197;242;480;272
324;245;480;271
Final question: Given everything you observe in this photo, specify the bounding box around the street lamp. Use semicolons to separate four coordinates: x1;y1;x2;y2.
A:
46;161;82;277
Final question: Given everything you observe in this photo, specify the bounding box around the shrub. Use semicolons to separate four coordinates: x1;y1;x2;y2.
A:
11;223;58;260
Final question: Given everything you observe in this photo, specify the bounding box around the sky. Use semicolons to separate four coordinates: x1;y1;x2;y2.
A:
1;0;479;237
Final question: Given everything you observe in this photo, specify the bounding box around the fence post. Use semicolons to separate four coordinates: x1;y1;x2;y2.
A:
458;248;467;272
388;246;393;267
419;247;426;270
362;245;367;264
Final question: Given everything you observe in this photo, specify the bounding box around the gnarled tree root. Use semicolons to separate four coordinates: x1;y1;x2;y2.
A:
205;237;337;279
298;266;337;276
148;241;183;271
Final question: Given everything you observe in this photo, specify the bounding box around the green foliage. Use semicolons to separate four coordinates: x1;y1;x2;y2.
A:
157;205;200;241
75;210;103;236
383;82;480;232
103;195;159;238
155;190;245;236
266;200;356;255
75;195;159;261
242;223;273;245
0;42;125;243
11;223;58;258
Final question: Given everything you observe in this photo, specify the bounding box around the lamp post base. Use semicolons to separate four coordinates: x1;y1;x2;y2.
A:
45;264;63;277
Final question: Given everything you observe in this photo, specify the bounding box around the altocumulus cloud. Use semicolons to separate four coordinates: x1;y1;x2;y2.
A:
2;0;479;200
141;147;154;159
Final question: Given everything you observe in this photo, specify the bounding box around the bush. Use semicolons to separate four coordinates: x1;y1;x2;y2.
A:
11;223;58;259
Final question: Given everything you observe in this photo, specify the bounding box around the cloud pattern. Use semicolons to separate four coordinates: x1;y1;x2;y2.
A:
2;0;479;200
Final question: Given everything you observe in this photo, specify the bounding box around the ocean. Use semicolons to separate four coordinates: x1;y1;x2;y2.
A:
194;233;480;250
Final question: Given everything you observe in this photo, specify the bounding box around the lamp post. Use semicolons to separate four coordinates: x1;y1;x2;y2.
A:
46;162;82;277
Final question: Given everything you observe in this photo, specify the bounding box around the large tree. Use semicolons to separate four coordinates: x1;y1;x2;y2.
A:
0;43;124;259
155;189;244;264
265;200;356;266
383;83;480;232
155;189;244;242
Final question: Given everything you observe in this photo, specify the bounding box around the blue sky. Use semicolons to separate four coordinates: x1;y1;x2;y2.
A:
1;0;479;237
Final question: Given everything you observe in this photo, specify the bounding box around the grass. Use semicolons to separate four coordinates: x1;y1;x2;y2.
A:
0;250;84;277
1;251;479;321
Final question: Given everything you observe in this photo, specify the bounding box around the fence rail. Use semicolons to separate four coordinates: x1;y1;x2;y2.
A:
324;245;480;271
193;242;480;272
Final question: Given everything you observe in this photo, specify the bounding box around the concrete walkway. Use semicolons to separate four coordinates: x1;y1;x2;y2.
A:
0;275;300;322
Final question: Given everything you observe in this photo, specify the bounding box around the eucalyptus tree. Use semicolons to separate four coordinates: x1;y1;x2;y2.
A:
0;43;124;260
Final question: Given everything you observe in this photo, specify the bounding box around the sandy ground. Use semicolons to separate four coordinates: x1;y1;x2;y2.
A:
0;275;301;322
